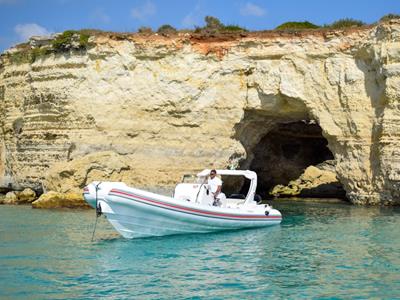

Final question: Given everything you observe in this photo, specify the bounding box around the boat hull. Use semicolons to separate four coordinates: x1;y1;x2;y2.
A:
100;188;282;239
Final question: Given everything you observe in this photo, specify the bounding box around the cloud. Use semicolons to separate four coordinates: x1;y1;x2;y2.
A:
14;23;52;41
90;8;111;24
131;1;156;21
182;4;203;28
240;2;265;17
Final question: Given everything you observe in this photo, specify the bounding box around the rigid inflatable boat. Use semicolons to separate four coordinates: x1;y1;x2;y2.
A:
83;169;282;238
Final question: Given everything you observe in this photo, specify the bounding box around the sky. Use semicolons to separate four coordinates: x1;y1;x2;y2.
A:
0;0;399;52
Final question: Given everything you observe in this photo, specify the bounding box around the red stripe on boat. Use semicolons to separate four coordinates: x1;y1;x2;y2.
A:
110;189;281;220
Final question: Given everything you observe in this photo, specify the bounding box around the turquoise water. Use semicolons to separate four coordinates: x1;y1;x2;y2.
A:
1;202;400;299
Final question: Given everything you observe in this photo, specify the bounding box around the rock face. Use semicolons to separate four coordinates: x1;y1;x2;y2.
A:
1;21;400;205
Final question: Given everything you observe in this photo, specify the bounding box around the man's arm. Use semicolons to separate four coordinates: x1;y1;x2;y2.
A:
214;185;222;199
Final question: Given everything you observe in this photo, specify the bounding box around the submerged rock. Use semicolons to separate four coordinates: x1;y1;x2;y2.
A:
32;191;90;209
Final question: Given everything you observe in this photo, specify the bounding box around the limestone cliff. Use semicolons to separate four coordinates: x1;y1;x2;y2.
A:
1;20;400;205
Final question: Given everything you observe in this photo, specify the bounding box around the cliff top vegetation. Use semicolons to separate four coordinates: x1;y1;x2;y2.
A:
2;13;400;65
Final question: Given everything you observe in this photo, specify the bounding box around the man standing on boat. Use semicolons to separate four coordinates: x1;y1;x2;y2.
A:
208;170;225;206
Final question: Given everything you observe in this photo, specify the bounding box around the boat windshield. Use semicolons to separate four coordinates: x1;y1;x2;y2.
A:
181;174;205;184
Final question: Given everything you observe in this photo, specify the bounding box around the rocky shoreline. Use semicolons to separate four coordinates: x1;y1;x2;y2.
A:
0;189;89;208
0;161;347;209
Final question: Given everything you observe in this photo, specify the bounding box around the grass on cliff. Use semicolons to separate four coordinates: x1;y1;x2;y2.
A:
5;29;95;65
193;16;248;35
275;21;320;30
135;15;370;38
52;30;91;51
157;24;178;35
274;18;366;31
135;17;248;37
325;18;365;29
380;14;400;22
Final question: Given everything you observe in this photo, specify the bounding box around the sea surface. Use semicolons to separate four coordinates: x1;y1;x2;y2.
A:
0;201;399;299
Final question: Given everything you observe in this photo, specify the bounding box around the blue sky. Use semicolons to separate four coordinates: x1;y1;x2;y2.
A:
0;0;399;52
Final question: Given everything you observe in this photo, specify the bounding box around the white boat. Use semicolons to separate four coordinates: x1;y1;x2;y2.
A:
83;169;282;239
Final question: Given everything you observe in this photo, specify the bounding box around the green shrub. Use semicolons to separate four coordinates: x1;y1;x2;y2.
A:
157;24;177;35
223;25;248;32
7;50;32;65
6;45;52;65
195;16;247;35
31;47;51;62
138;26;153;34
52;30;75;50
6;29;93;64
52;30;91;51
193;26;202;34
79;32;89;46
204;16;224;30
380;14;400;22
275;21;320;30
328;18;365;29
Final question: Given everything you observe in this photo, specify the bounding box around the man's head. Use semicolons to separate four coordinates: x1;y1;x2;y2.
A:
210;169;217;178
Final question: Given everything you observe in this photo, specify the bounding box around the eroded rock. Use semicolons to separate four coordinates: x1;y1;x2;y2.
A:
32;191;90;209
17;188;37;203
271;164;346;198
4;191;18;204
2;188;37;204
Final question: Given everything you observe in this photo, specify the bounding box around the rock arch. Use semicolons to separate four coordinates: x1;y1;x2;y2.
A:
228;52;386;203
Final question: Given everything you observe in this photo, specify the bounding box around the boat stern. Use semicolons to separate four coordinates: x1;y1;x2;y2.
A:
265;205;282;223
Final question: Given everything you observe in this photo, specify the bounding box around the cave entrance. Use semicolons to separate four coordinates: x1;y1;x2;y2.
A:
230;112;346;199
249;121;335;197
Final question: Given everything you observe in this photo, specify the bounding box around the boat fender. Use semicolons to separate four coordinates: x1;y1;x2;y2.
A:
265;210;269;216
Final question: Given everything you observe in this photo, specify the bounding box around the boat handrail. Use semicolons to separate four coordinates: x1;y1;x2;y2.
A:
195;177;208;203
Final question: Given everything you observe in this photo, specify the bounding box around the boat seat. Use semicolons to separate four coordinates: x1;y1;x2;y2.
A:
216;193;227;208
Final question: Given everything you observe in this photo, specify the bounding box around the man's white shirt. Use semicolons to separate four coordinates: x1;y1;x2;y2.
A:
208;176;222;193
